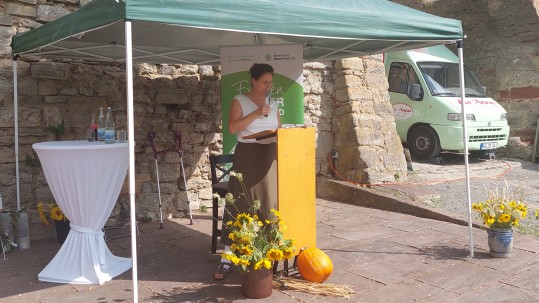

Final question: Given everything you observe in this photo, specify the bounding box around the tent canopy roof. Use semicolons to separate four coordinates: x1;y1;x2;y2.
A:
12;0;463;65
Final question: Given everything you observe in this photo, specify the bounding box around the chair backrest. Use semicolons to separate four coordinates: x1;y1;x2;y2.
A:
209;154;234;184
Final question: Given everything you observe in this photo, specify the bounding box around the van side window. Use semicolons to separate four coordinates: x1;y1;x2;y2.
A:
388;63;408;94
388;63;423;99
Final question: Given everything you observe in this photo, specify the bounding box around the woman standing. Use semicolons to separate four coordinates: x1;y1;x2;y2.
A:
214;63;281;280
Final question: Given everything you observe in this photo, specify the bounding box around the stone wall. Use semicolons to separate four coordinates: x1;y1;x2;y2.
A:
0;0;406;240
394;0;539;160
333;57;407;184
0;59;339;220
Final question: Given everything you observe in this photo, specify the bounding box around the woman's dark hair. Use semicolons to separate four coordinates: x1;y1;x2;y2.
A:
249;63;274;81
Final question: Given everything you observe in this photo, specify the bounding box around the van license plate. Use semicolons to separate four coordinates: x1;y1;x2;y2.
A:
480;142;498;150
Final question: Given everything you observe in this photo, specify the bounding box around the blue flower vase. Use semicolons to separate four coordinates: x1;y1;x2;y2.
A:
487;228;513;258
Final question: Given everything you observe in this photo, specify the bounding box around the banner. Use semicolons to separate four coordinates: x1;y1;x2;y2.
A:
220;44;304;154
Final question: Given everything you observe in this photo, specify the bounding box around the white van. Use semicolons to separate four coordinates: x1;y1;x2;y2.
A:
384;45;509;160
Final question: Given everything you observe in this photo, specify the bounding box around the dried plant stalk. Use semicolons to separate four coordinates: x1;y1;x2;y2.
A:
273;277;356;299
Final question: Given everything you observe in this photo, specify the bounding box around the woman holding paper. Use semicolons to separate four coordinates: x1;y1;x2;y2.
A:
214;63;281;280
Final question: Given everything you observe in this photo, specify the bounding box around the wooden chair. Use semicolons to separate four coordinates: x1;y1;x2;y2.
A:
209;154;234;254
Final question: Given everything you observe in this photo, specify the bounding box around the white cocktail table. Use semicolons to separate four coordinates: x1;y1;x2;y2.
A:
33;140;132;284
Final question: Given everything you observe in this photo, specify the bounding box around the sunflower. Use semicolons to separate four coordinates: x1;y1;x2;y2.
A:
253;259;272;270
266;248;283;261
37;202;51;225
49;206;65;221
472;185;539;229
37;202;67;225
216;171;295;272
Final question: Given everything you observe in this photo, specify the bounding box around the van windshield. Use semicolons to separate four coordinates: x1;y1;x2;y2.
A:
417;62;486;97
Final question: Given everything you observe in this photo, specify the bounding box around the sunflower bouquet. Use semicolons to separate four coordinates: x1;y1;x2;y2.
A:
215;172;295;271
37;202;68;225
472;185;538;229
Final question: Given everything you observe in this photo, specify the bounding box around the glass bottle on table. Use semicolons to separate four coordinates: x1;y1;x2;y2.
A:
105;107;115;144
97;107;105;141
88;113;97;142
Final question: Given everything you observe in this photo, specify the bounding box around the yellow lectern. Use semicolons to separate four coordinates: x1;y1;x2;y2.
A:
244;127;317;254
276;127;316;253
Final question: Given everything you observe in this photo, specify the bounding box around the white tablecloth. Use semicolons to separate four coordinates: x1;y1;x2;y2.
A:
33;141;132;284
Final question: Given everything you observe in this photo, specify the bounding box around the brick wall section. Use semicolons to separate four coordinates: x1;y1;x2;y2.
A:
395;0;539;160
0;0;406;240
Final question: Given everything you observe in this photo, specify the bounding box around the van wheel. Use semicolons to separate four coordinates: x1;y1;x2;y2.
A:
408;126;442;160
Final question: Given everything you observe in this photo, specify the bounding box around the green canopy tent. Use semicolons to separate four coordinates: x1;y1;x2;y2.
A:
12;0;463;63
11;0;472;299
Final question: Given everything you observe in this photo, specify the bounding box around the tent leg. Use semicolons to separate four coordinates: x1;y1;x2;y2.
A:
13;57;21;211
125;20;139;302
457;40;474;258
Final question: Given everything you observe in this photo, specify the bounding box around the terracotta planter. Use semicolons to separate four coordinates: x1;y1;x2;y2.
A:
241;268;273;299
54;220;70;244
487;228;513;258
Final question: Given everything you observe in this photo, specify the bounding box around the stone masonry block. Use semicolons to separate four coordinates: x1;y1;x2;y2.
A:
333;103;355;117
344;74;364;88
31;63;67;80
198;188;213;200
6;3;37;17
355;127;384;147
37;5;71;22
315;131;333;159
335;58;364;72
0;26;16;56
38;80;57;96
16;0;38;4
346;87;373;102
0;14;14;26
334;127;360;149
43;95;67;104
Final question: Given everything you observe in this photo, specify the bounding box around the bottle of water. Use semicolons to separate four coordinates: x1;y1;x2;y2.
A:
16;211;30;250
97;108;105;141
105;107;115;144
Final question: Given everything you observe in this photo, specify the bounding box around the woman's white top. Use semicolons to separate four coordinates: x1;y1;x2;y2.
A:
235;94;279;143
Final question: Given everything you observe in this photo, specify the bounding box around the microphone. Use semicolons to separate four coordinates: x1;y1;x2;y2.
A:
264;92;271;117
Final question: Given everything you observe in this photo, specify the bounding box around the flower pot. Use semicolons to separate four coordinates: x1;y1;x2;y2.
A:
241;268;273;299
54;220;70;244
487;228;513;258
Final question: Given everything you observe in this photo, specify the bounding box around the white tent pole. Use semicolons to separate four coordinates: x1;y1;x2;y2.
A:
13;57;21;211
457;40;474;258
125;20;139;302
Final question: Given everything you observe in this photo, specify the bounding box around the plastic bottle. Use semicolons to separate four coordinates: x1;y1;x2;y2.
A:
97;108;105;141
16;211;30;250
105;107;115;144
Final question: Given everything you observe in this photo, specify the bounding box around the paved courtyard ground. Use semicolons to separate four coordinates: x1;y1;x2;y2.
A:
2;198;539;302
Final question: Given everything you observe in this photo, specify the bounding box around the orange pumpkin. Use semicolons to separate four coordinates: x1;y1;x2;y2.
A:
296;247;333;282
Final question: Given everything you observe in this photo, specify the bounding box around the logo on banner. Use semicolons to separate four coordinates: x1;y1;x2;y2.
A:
265;54;272;61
